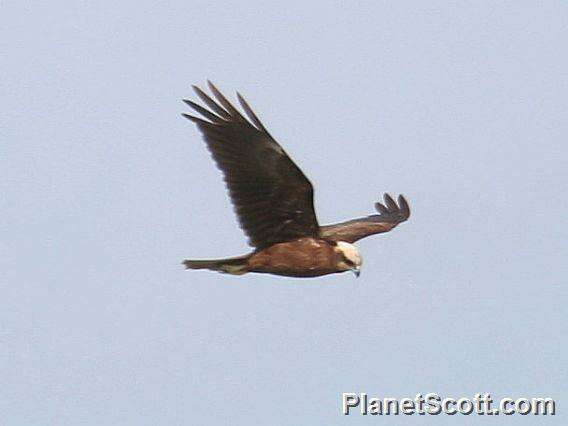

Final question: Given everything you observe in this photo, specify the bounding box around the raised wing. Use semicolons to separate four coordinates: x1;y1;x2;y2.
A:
320;194;410;243
183;81;319;249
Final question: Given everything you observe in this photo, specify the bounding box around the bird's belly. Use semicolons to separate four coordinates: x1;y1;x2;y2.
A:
248;238;340;278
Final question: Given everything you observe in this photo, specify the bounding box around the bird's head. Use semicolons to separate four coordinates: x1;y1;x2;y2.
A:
335;241;363;277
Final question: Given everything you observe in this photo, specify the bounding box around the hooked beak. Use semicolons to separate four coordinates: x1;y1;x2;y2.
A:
351;266;361;278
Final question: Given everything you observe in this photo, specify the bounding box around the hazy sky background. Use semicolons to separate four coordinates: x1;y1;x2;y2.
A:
2;1;567;424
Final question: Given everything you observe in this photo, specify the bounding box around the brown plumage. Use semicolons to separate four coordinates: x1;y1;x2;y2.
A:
182;82;410;278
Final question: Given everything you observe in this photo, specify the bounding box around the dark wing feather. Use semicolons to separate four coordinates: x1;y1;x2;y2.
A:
183;81;319;249
320;194;410;243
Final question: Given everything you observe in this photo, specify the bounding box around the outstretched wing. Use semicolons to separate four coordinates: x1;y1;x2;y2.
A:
320;194;410;243
183;81;319;249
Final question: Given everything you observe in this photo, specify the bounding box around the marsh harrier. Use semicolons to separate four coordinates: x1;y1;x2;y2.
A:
182;82;410;278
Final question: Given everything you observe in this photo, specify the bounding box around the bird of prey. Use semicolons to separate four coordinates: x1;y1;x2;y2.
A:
182;82;410;278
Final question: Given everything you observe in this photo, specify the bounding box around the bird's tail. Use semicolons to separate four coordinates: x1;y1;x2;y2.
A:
182;254;251;275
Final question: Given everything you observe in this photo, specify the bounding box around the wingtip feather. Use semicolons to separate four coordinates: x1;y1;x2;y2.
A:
375;201;389;214
398;194;410;218
383;193;397;211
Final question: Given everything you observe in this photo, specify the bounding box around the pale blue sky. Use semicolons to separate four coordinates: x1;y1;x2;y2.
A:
2;1;567;424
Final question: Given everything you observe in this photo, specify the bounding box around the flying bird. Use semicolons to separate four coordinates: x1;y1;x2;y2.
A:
182;82;410;278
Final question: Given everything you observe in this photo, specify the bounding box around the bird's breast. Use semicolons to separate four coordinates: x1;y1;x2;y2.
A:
248;238;342;277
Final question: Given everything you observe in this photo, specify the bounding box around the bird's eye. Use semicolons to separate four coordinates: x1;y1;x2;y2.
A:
344;258;354;266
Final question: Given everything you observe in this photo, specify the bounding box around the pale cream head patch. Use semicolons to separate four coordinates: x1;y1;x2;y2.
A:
335;241;363;272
